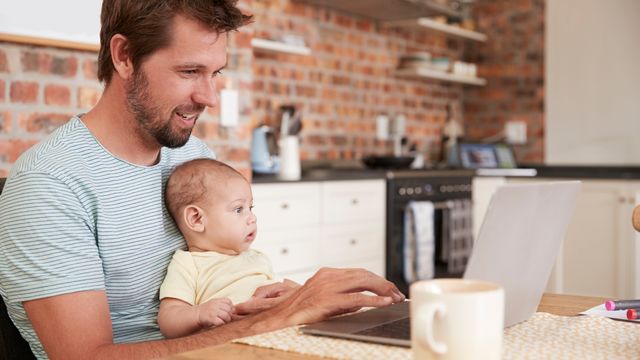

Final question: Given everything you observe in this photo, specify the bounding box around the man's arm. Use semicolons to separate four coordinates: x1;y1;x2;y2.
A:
25;267;403;360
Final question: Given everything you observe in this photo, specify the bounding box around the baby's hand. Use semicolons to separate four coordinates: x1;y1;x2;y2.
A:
196;297;234;328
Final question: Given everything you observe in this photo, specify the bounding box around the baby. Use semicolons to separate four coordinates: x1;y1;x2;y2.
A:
158;158;285;338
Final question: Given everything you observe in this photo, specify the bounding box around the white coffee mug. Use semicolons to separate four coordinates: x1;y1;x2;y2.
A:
410;279;504;360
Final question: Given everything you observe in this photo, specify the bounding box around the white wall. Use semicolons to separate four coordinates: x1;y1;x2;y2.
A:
546;0;640;164
0;0;100;45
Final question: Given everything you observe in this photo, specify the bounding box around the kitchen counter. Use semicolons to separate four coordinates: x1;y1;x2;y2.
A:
522;164;640;180
251;168;475;184
251;164;640;184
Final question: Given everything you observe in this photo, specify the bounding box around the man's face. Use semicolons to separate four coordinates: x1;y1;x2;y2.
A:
201;176;257;255
125;15;228;148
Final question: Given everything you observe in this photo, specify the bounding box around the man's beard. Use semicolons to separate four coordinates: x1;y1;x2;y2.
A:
126;68;202;148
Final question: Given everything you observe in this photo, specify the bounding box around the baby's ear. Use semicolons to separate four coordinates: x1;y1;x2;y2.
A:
183;205;205;233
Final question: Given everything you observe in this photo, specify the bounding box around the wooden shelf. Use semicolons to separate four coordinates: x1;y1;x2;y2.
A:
384;18;487;42
294;0;460;21
251;38;311;56
395;67;486;86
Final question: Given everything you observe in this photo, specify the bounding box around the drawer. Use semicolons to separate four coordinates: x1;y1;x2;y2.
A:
319;222;384;265
252;182;321;231
253;229;319;274
321;180;385;224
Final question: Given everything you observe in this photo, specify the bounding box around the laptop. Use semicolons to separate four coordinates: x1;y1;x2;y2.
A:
300;181;581;347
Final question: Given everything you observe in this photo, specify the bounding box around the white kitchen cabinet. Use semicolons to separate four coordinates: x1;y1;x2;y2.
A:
252;179;386;283
479;177;640;299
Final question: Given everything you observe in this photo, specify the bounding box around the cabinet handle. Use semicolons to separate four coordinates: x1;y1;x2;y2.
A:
619;197;627;204
629;197;636;204
281;203;289;210
351;198;359;205
349;239;358;246
280;248;289;255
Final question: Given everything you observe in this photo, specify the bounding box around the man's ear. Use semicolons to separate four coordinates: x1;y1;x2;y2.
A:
183;205;206;233
110;34;134;80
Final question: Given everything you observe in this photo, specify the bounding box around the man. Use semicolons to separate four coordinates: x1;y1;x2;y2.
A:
0;1;404;359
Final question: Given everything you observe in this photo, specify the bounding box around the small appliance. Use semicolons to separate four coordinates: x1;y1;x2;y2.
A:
250;125;280;174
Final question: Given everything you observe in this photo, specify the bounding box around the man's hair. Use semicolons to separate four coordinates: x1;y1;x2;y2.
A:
165;158;245;223
98;0;253;84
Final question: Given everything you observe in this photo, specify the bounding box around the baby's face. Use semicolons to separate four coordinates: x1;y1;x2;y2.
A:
200;176;257;255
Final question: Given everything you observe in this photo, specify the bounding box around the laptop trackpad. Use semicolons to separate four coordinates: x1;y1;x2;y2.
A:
301;301;409;335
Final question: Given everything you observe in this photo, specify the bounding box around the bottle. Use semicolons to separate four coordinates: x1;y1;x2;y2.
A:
440;103;464;167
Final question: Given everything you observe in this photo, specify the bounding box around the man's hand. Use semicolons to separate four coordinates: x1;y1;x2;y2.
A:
197;297;234;328
263;267;405;327
235;279;300;317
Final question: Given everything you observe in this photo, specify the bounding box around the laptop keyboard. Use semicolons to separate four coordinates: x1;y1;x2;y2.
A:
354;317;411;340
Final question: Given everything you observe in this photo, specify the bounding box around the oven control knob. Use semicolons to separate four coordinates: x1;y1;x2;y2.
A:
414;187;422;194
398;187;406;196
406;187;414;195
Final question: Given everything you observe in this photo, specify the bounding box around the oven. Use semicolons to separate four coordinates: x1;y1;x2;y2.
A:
385;170;475;295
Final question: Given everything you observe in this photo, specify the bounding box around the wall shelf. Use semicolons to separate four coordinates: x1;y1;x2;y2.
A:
384;18;487;42
395;67;486;86
294;0;460;21
251;38;311;56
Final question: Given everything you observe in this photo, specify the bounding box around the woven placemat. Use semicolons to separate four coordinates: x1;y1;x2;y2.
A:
234;312;640;359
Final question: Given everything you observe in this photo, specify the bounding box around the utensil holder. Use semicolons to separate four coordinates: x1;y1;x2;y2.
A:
278;136;301;181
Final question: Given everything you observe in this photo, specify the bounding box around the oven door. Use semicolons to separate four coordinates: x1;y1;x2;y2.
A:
386;194;473;296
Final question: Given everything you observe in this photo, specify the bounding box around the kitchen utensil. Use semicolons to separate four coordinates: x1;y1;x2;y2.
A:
362;155;415;169
288;115;302;135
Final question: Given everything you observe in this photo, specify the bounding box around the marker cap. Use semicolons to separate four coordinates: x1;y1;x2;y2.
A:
605;300;615;311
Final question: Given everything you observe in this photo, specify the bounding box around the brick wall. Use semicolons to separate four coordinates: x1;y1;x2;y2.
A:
0;26;253;177
465;0;545;163
251;0;465;162
0;0;545;175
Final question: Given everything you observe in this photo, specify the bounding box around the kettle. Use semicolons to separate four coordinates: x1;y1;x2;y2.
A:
251;125;280;174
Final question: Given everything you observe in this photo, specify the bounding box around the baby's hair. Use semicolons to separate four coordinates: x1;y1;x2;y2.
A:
165;158;245;223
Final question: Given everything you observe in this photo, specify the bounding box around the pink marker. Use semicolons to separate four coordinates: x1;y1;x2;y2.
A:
605;299;640;311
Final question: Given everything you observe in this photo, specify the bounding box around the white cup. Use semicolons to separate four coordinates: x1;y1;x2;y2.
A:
410;279;504;360
278;136;301;181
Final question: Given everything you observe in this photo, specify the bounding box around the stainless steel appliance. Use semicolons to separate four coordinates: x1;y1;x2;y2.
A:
385;170;474;295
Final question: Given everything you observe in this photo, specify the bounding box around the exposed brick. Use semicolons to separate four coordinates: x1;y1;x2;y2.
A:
21;51;78;77
10;81;39;104
0;112;11;133
19;113;71;134
232;31;252;49
465;0;544;163
78;87;102;109
83;58;99;80
44;84;71;106
0;50;8;73
0;139;38;163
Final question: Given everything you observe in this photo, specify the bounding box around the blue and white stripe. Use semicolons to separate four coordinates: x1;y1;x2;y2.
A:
0;116;214;359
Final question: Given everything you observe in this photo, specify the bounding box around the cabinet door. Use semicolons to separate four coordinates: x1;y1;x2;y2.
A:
560;181;633;298
252;182;321;231
253;227;320;275
319;222;385;266
321;180;385;224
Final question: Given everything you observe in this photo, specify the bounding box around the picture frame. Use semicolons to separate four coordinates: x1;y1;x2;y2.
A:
456;143;518;169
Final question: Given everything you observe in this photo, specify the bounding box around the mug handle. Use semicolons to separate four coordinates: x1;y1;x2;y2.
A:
416;303;447;355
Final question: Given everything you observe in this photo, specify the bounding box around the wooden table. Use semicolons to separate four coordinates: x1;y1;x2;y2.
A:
167;293;605;360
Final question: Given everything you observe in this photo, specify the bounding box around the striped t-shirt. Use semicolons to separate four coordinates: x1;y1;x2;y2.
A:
0;116;214;359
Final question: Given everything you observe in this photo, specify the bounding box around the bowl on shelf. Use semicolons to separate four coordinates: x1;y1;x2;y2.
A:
362;155;415;169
